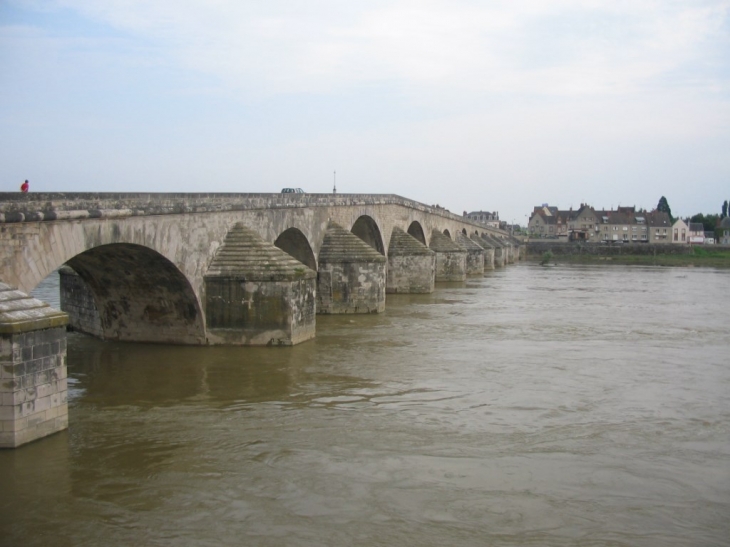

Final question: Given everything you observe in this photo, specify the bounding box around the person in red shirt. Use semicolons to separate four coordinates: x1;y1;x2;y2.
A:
20;180;29;192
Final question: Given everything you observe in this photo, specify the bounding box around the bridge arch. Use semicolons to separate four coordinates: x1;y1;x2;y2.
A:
407;221;426;245
443;229;451;238
65;243;205;344
351;215;385;255
274;228;317;271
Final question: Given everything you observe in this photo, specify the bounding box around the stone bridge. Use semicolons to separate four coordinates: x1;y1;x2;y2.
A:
1;192;520;345
0;192;522;446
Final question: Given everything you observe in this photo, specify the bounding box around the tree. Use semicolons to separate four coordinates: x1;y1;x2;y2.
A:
690;213;720;233
657;196;673;221
722;200;728;219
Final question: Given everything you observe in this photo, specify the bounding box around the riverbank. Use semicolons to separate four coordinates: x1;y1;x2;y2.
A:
529;246;730;268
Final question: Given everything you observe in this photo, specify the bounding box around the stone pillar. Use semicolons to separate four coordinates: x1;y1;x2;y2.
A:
471;235;495;270
482;235;505;267
507;236;525;261
59;266;102;337
204;223;317;346
506;239;516;263
456;233;485;275
317;222;386;314
429;231;467;282
0;283;69;449
386;227;436;294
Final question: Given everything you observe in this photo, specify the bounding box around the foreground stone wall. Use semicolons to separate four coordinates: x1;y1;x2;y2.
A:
1;283;69;448
1;328;68;448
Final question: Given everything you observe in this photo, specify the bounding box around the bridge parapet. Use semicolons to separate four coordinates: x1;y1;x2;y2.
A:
0;193;497;233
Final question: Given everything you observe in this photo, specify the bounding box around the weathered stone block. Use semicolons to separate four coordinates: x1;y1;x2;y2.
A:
456;233;485;275
386;228;435;294
59;266;103;337
317;222;386;314
204;223;317;346
429;231;467;282
0;283;68;448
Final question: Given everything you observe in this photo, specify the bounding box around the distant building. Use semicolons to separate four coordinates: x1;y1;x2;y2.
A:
528;204;670;243
646;211;672;243
464;210;500;229
672;219;689;243
688;223;705;244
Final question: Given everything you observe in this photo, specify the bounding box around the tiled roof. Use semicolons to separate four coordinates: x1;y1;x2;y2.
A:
645;211;671;227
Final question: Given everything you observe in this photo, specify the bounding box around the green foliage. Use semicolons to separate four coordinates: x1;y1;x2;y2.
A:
722;200;728;219
690;213;720;233
540;250;553;266
657;196;673;221
692;246;730;259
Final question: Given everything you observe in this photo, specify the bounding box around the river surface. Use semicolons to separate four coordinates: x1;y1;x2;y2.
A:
2;263;729;547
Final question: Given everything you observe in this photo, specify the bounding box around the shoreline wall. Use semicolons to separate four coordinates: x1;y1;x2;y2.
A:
526;241;730;257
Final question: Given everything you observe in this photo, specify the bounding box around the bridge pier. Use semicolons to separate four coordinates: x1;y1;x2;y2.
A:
386;228;435;293
456;233;485;275
317;222;386;314
430;231;467;282
471;235;495;270
204;223;317;346
505;240;516;263
0;283;69;448
482;235;506;267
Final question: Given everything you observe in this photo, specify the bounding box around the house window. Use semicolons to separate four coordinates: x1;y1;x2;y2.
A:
674;229;678;241
623;227;628;231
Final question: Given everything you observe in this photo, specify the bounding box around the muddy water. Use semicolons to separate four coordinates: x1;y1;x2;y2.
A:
3;264;730;546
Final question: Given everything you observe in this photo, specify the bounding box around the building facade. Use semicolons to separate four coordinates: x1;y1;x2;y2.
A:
672;219;689;243
530;204;670;243
464;211;500;229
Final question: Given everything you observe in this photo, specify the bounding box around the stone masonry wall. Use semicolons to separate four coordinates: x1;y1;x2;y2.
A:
58;266;102;337
1;327;68;448
434;252;467;282
317;262;386;314
386;254;435;294
525;242;720;257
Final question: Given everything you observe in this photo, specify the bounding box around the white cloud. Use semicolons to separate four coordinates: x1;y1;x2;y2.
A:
21;0;729;98
3;0;729;221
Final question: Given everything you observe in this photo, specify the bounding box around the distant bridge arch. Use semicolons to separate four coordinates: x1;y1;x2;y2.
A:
351;215;385;255
407;221;426;245
275;227;317;271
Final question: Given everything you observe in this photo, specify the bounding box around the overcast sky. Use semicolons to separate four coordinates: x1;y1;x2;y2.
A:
1;0;729;223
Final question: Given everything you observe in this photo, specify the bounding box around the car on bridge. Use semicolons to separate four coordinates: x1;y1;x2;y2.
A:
281;188;305;194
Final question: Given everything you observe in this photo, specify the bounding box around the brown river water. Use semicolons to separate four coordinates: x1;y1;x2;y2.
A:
2;263;729;547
